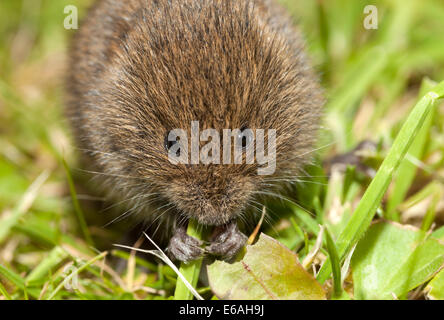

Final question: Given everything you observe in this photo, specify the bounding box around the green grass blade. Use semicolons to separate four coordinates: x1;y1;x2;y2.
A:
112;250;159;273
0;264;39;298
290;205;320;235
328;46;389;115
62;158;94;247
317;81;444;283
174;219;204;300
0;264;26;290
0;281;12;300
47;252;107;300
421;190;442;232
0;170;50;243
385;78;438;220
324;228;342;298
26;246;68;283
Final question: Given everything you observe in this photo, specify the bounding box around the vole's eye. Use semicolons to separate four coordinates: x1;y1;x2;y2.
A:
164;134;181;157
238;126;253;150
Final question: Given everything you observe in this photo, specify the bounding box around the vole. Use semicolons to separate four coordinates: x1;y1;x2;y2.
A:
66;0;323;262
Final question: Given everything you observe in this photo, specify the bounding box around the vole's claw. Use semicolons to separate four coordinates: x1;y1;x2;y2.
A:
168;220;247;262
206;220;247;262
167;225;204;263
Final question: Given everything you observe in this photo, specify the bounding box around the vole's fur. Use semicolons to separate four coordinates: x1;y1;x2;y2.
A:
67;0;323;258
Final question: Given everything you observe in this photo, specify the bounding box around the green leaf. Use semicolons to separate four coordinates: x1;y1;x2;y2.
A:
432;226;444;241
351;221;444;299
207;234;326;300
426;268;444;300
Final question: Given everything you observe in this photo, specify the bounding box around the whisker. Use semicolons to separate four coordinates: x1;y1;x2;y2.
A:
75;147;142;166
103;207;135;228
151;204;176;237
251;190;316;218
74;167;150;181
100;193;157;213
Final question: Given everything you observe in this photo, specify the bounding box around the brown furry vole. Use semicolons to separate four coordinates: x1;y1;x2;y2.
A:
66;0;323;262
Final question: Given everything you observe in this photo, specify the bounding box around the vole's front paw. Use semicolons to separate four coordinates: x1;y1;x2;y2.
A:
167;225;204;263
206;220;247;262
